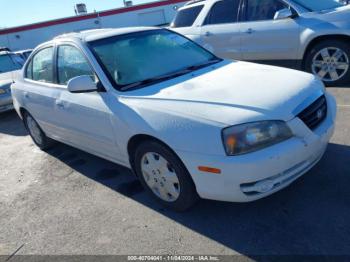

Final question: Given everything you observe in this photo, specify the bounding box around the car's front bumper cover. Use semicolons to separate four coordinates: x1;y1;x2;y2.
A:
176;92;336;202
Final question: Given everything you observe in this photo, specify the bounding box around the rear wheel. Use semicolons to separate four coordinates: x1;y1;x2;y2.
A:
305;40;350;86
23;111;54;150
134;141;198;211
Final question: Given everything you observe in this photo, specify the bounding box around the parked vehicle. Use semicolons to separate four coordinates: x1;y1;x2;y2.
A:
15;49;33;62
0;51;24;112
170;0;350;85
11;28;336;210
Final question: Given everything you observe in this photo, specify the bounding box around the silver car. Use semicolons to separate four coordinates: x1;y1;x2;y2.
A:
0;51;23;112
171;0;350;85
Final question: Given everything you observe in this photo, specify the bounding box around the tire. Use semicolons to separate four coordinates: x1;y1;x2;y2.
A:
134;141;199;211
23;111;55;150
304;40;350;86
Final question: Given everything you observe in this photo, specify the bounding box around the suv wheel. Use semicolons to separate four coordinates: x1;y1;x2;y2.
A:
134;141;198;211
305;40;350;86
23;111;54;150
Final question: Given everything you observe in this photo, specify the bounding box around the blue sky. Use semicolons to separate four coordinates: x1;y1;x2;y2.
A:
1;0;150;28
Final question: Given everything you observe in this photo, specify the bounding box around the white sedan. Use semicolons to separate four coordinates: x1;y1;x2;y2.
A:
11;27;336;211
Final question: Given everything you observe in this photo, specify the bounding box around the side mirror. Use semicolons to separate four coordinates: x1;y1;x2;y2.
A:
274;8;293;20
67;75;98;93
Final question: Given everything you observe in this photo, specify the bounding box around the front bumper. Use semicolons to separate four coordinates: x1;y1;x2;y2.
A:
177;92;336;202
0;92;13;113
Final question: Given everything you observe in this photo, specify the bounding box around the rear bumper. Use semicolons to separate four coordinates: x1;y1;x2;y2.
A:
176;92;336;202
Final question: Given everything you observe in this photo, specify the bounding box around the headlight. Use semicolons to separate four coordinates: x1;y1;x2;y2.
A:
0;89;5;94
222;121;293;156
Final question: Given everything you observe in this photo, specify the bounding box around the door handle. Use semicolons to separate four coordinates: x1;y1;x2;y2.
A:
23;92;29;99
204;31;213;37
245;28;255;34
55;100;64;108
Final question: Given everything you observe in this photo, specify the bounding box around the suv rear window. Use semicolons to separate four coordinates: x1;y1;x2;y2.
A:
171;5;204;28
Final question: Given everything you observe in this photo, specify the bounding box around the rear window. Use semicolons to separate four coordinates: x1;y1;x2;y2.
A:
0;54;22;74
171;5;204;28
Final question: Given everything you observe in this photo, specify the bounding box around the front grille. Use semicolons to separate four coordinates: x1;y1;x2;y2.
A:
297;95;327;130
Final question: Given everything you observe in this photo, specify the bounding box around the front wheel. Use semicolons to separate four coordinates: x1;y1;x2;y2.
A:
134;141;198;211
305;40;350;86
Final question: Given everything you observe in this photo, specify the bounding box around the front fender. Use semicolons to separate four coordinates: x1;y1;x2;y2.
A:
112;99;226;160
298;23;350;60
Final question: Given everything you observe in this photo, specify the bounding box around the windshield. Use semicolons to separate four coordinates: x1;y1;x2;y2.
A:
292;0;343;11
88;29;219;90
0;54;23;73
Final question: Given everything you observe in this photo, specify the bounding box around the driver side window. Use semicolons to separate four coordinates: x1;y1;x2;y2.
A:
246;0;289;22
57;45;94;85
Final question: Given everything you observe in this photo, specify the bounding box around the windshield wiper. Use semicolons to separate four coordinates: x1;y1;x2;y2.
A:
120;58;222;91
185;58;222;71
120;69;193;91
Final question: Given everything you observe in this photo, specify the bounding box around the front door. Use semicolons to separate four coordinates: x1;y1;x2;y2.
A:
240;0;300;63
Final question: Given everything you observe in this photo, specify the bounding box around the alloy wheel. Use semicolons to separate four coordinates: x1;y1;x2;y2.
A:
311;47;349;82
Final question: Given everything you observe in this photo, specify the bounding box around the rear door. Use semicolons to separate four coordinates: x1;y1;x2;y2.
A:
200;0;243;60
21;46;60;136
53;43;121;160
240;0;300;63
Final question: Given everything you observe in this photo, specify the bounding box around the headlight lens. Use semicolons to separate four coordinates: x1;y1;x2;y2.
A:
222;121;293;156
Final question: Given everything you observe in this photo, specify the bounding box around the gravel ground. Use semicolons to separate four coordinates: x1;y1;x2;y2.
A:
0;87;349;257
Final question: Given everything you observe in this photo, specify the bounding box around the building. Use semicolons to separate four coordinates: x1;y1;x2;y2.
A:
0;0;186;51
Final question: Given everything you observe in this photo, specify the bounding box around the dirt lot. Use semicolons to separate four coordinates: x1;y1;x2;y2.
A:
0;87;349;257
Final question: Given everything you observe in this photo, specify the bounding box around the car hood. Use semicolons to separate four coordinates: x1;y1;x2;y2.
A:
301;5;350;24
119;61;324;126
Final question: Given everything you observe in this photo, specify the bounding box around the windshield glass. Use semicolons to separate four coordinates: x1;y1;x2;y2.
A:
89;29;218;90
0;54;23;73
292;0;343;11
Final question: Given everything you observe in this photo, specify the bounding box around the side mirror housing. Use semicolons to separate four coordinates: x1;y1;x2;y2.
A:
67;75;98;93
274;8;293;20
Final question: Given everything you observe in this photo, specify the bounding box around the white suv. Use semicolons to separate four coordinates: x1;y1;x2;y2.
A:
170;0;350;85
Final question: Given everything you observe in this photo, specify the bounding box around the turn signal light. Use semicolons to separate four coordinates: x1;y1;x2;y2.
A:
198;166;221;174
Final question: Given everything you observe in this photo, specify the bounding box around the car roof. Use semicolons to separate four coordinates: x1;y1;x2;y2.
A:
15;49;33;54
0;51;13;56
52;27;160;43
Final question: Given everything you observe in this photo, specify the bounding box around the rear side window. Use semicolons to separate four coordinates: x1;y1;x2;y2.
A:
205;0;240;25
26;47;54;83
57;45;94;85
171;5;204;28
